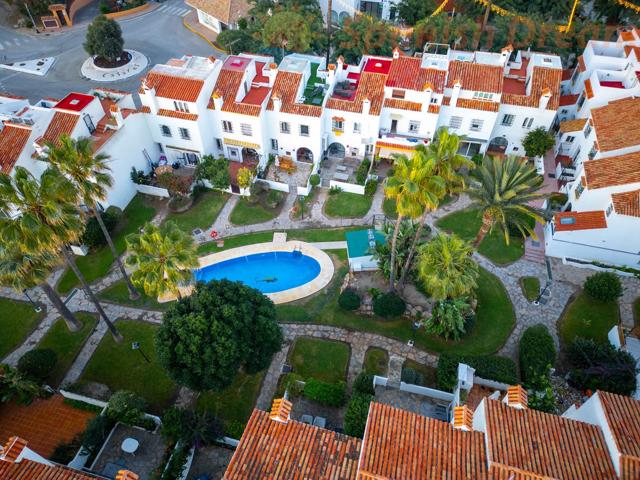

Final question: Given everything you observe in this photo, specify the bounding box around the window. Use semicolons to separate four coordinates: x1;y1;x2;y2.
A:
174;101;190;113
280;122;290;134
522;117;534;129
561;109;568;114
449;116;462;129
215;138;223;150
409;120;420;133
575;182;584;199
332;118;344;132
240;123;252;136
470;119;483;131
160;125;171;137
391;89;405;99
430;97;438;104
584;123;592;138
271;138;278;150
222;120;233;133
501;114;515;126
606;203;614;216
565;135;575;143
577;94;585;109
472;91;493;101
300;125;310;136
513;146;519;152
353;122;361;134
179;128;190;140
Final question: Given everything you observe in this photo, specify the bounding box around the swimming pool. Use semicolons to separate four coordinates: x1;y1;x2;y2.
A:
194;250;322;294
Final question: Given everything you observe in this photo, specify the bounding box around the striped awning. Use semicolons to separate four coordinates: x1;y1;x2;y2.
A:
223;138;261;149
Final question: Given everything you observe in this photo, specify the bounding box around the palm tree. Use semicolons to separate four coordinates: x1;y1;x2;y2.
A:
416;233;478;301
0;167;122;341
125;221;198;300
46;135;140;300
384;154;425;291
0;246;81;332
468;155;548;247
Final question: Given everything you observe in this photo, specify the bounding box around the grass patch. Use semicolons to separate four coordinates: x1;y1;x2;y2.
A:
78;320;176;412
402;359;436;388
559;292;620;346
364;347;388;376
38;313;98;387
98;279;170;311
58;195;158;294
520;276;540;302
382;198;397;219
163;190;228;232
196;369;265;436
436;208;524;265
230;197;280;226
324;192;373;218
288;337;349;383
0;298;44;359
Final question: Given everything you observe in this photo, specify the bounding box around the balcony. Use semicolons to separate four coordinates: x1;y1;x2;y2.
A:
378;129;429;149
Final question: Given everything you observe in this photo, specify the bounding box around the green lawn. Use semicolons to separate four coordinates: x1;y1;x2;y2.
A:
559;292;620;346
324;192;373;218
436;209;524;265
78;320;177;412
163;191;228;232
197;369;266;437
98;279;169;311
58;195;158;294
0;298;44;359
229;198;279;226
520;276;541;302
364;347;388;376
278;265;515;356
382;198;397;219
287;337;350;383
402;359;437;388
38;313;98;387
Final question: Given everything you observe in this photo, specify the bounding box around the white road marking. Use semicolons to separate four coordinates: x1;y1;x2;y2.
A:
180;9;190;16
164;6;176;14
158;5;169;11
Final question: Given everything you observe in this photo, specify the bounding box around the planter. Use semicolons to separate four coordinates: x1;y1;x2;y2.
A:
168;196;194;213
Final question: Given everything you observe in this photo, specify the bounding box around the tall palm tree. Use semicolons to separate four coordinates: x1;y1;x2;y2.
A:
416;233;478;301
125;221;198;300
0;246;81;332
46;135;140;300
468;155;547;247
384;154;425;291
0;167;122;341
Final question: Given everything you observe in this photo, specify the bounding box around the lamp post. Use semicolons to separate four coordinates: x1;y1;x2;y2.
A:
131;341;151;363
23;289;42;313
298;195;305;220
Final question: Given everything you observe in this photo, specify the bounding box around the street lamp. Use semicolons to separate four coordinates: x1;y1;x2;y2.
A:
298;195;306;220
131;341;151;363
23;289;42;313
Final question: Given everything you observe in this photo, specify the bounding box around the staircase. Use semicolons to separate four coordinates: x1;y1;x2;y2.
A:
524;223;547;264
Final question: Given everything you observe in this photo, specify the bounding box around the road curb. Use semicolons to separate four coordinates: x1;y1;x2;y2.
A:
182;17;227;54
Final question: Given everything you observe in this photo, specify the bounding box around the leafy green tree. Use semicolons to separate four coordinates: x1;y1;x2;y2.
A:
17;349;57;382
397;0;436;25
106;390;146;425
372;220;424;282
583;272;623;302
236;167;254;191
468;155;547;247
333;16;398;64
195;155;231;190
522;127;555;158
344;394;372;437
0;364;43;405
155;280;283;391
46;135;139;300
262;11;312;53
217;29;261;55
125;221;198;299
424;298;472;340
84;15;124;63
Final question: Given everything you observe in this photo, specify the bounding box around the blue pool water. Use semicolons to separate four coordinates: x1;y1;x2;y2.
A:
193;251;321;293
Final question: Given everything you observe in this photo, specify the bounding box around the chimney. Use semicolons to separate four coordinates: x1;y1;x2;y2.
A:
500;44;513;67
504;385;528;409
1;436;27;463
452;406;473;431
337;56;344;80
141;78;158;115
110;104;123;129
327;64;336;84
450;80;462;107
272;95;282;112
269;397;292;423
212;90;223;110
539;87;552;110
269;62;278;87
422;82;433;112
392;47;400;60
362;98;371;116
116;471;140;480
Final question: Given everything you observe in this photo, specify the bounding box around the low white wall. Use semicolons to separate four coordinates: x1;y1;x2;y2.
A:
373;375;388;387
349;255;378;271
258;178;290;193
329;180;365;195
178;446;196;480
136;184;170;198
221;436;240;447
59;390;108;409
399;382;455;402
297;183;312;196
608;325;622;349
473;376;511;391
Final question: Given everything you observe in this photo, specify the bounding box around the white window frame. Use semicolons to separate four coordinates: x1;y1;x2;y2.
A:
160;125;171;137
473;91;493;101
332;119;344;132
174;101;190;113
240;123;252;136
408;120;420;133
501;114;515;126
353;122;361;134
300;124;310;137
449;116;462;129
179;127;190;140
271;138;278;150
522;117;534;129
222;120;233;133
470;119;483;132
215;138;223;150
280;122;290;134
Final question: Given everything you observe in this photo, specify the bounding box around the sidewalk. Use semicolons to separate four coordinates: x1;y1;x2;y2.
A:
182;10;227;53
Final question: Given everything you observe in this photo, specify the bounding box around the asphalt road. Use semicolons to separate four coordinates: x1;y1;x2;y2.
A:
0;0;221;101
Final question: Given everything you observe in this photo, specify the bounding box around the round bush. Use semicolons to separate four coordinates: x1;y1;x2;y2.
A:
338;289;361;311
373;292;406;318
519;324;556;388
81;210;119;249
353;372;374;395
584;272;623;302
106;390;147;425
17;348;57;382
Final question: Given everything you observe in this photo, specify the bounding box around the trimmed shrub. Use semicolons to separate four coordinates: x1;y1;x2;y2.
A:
82;415;112;453
373;292;406;318
303;379;346;407
309;174;321;188
344;394;372;437
81;210;119;249
584;272;623;302
338;289;361;311
355;158;371;185
519;325;556;388
17;348;57;382
364;179;378;196
106;390;146;426
437;353;518;391
353;372;374;395
284;372;305;398
266;190;283;208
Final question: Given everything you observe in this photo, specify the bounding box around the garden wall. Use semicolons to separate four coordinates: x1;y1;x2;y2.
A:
258;179;290;194
329;180;365;195
105;2;151;18
136;184;170;198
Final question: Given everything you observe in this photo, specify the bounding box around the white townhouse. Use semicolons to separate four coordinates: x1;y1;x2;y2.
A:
185;0;249;33
317;0;400;24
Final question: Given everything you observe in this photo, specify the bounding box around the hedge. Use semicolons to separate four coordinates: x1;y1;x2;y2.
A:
303;379;346;407
519;325;556;388
437;353;518;391
343;394;372;437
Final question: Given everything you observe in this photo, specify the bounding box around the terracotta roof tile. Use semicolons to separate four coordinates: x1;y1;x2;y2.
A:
591;97;640;152
620;30;636;42
0;123;31;174
326;72;386;115
358;402;488;479
562;68;575;81
612;189;640;217
559;118;587;133
584;151;640;189
1;437;27;462
624;45;640;59
559;94;579;106
142;72;205;102
185;0;249;25
502;67;562;110
446;61;504;93
443;96;500;112
224;409;361;479
0;459;99;479
622;456;640;480
553;210;608;231
266;71;322;117
386;56;446;93
37;111;79;147
210;69;262;117
585;78;594;99
383;97;422;111
599;391;640;459
485;399;617;478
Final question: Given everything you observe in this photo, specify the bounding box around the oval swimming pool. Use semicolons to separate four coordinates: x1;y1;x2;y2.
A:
193;251;322;294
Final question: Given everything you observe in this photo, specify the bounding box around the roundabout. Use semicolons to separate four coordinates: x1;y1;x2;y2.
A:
80;49;148;82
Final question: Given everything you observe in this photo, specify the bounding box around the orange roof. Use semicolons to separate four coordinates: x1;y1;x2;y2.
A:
359;402;488;479
559;118;587;133
562;68;575;81
0;459;99;479
446;61;503;93
584;151;640;189
585;78;594;99
502;67;562;110
209;69;262;117
139;106;199;121
383;97;422;111
484;399;617;479
0;123;31;174
37;111;79;147
591;97;640;152
620;30;636;42
599;391;640;460
385;56;446;93
224;409;361;479
142;72;205;102
612;189;640;217
624;45;640;59
578;55;586;72
553;210;608;231
443;96;500;112
326;72;386;115
559;94;579;106
266;71;322;117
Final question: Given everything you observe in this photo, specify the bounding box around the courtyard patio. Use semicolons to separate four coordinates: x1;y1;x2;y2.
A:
374;385;450;421
264;156;313;188
187;445;235;480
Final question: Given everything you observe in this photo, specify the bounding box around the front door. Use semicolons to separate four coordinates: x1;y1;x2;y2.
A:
391;119;398;133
